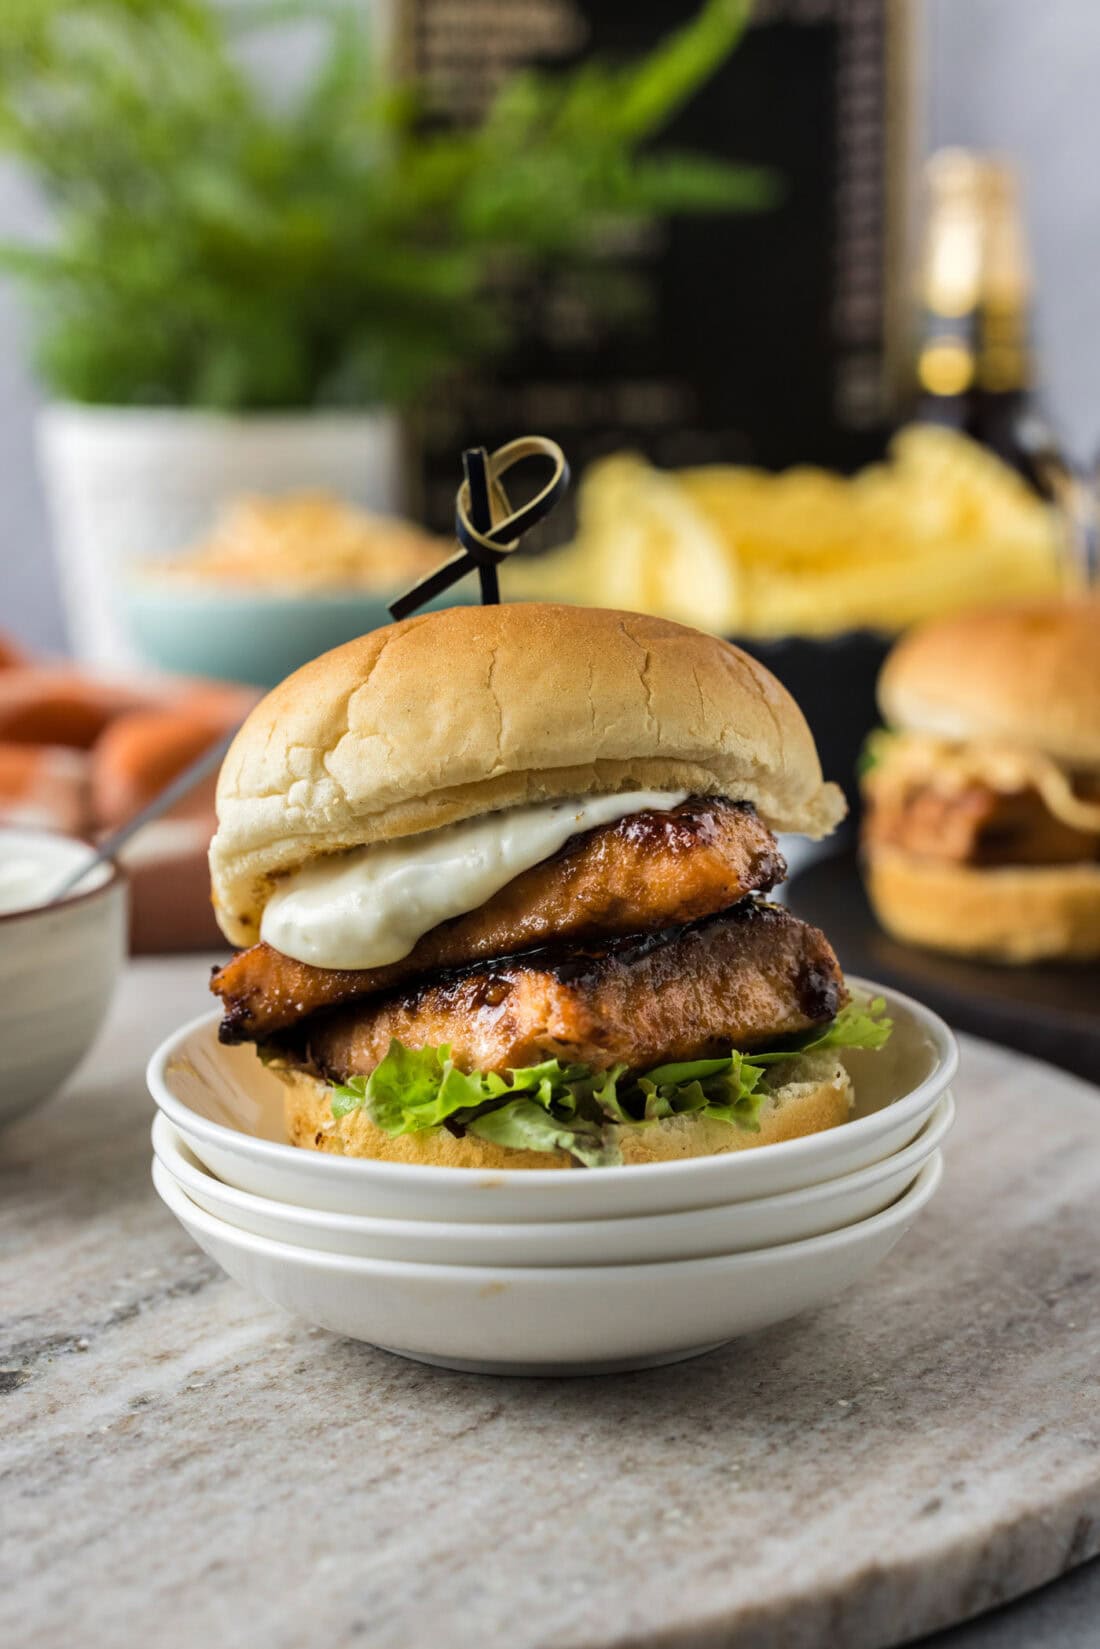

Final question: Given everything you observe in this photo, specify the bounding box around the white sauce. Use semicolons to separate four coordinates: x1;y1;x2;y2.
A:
0;855;62;914
0;834;112;914
261;791;689;970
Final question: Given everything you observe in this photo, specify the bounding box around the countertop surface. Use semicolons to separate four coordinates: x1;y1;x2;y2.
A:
3;957;1100;1649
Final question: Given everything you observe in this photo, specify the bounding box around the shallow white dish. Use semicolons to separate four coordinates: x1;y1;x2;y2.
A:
152;1150;943;1374
0;828;127;1128
147;977;957;1221
152;1090;954;1266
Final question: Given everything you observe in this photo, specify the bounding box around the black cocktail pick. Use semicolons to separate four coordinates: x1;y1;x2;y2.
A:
389;435;570;621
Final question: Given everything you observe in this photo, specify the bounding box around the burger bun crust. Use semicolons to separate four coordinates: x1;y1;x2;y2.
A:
865;846;1100;963
210;604;845;946
878;597;1100;767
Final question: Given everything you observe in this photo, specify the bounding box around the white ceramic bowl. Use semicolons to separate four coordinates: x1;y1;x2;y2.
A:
0;828;127;1127
152;1150;944;1374
147;977;957;1221
152;1089;954;1266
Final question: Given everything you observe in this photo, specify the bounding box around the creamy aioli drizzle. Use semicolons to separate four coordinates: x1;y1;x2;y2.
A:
260;791;689;970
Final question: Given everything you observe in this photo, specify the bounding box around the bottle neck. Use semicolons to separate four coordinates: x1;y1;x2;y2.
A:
977;296;1032;398
915;304;978;431
912;152;1046;491
915;152;985;411
977;164;1034;399
916;310;978;399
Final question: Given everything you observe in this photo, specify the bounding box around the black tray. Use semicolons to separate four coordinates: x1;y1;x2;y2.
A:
787;851;1100;1086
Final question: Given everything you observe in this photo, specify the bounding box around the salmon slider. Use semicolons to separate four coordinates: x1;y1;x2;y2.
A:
210;604;889;1168
862;598;1100;963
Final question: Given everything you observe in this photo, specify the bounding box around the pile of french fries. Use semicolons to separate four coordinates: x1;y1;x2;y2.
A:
505;426;1064;637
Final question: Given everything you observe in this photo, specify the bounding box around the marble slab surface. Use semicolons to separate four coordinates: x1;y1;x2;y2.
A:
2;958;1100;1649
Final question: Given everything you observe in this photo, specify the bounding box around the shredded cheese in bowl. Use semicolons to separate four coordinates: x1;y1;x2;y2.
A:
143;493;448;593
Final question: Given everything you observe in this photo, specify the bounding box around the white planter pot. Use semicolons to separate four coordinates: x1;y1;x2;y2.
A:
37;404;404;667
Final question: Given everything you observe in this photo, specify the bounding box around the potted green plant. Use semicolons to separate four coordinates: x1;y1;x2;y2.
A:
0;0;765;663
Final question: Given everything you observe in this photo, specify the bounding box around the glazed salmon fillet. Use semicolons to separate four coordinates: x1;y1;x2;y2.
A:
269;903;846;1082
213;799;785;1042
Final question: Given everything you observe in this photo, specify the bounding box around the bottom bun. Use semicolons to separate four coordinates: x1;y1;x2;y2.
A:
276;1053;854;1170
865;848;1100;963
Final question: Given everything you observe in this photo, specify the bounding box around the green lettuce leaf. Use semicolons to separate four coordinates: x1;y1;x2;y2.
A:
469;1101;619;1168
804;995;894;1053
331;1043;486;1129
330;1043;592;1133
327;995;892;1168
634;1048;766;1131
857;727;896;777
746;996;893;1065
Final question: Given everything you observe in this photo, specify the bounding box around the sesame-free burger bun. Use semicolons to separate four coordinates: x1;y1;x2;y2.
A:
276;1054;854;1169
878;597;1100;768
211;604;845;946
865;847;1100;963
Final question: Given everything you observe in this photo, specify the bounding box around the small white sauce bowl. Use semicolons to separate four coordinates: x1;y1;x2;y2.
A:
0;828;127;1128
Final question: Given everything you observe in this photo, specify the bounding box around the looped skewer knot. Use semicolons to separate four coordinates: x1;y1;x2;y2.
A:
389;435;570;621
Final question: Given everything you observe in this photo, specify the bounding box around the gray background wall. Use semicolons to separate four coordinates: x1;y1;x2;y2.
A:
925;0;1100;464
2;0;1099;653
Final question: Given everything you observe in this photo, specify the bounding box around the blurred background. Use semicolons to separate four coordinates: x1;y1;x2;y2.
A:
1;0;1098;948
4;0;1100;647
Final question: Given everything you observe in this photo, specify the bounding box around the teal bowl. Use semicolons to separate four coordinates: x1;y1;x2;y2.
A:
124;578;477;688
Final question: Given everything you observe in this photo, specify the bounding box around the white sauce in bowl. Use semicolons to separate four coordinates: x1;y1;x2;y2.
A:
0;831;111;916
261;791;688;971
0;856;62;914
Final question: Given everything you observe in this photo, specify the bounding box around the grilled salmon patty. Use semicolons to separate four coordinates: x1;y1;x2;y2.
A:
213;798;785;1043
265;903;847;1082
865;782;1100;867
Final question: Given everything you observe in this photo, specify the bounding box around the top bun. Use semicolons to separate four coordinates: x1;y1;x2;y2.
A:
879;597;1100;768
210;603;845;945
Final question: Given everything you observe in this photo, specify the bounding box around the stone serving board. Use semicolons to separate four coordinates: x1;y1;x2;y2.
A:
2;959;1099;1649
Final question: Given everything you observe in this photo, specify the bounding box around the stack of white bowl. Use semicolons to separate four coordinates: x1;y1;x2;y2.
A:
148;977;957;1375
